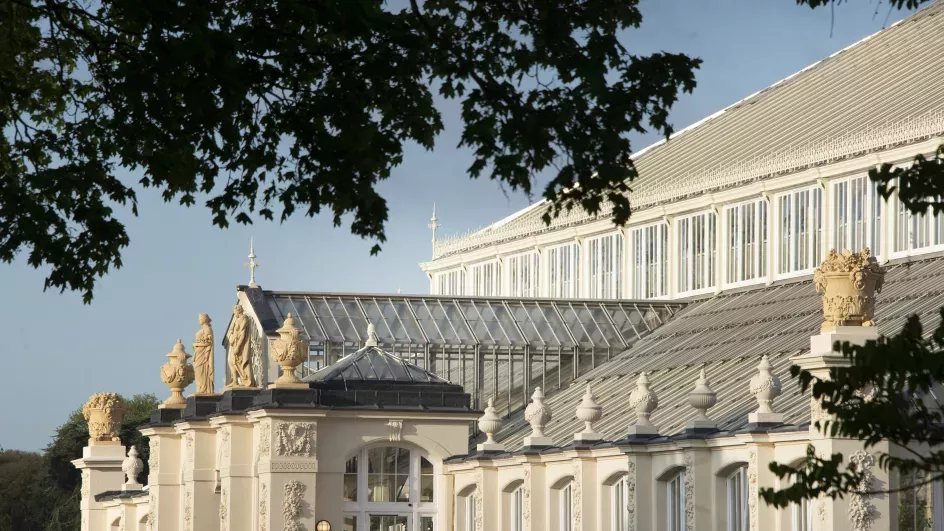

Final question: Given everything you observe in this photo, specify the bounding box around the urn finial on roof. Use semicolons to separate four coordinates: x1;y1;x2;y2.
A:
627;372;659;436
575;383;603;442
269;313;310;389
524;387;553;447
477;398;504;452
122;446;144;491
687;368;718;430
159;339;194;409
82;393;127;446
749;355;783;425
813;248;886;332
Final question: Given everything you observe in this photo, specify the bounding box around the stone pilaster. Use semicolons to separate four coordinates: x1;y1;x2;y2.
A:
139;426;182;531
209;415;254;531
252;414;319;531
176;421;219;531
72;444;126;531
571;459;593;531
623;452;652;531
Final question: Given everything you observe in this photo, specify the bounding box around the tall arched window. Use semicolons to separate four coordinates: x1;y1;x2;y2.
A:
792;497;811;531
666;471;686;531
511;486;524;531
726;466;748;531
343;446;437;531
612;474;630;531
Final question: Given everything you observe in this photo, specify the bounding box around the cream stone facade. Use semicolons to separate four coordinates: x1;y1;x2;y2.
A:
75;4;944;531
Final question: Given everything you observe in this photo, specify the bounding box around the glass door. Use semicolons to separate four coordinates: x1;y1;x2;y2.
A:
369;514;409;531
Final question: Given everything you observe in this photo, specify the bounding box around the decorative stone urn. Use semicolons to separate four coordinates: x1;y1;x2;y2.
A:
82;393;127;446
524;387;553;447
575;383;603;442
269;313;309;389
627;372;659;435
687;368;718;429
749;355;783;424
122;446;144;490
477;397;504;452
813;248;886;331
159;339;195;409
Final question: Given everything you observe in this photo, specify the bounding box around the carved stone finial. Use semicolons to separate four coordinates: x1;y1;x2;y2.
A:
122;446;144;490
687;368;718;430
477;397;504;452
627;372;659;436
193;313;218;396
268;313;309;389
524;387;553;447
575;383;603;442
814;248;886;331
365;322;380;347
159;339;195;409
82;393;127;446
749;355;783;425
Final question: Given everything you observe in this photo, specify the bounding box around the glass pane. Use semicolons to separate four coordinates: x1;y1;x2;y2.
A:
391;300;425;342
311;297;345;340
287;297;325;341
440;301;474;344
344;455;358;501
344;516;357;531
421;475;434;503
420;457;433;473
369;515;408;531
420;516;434;531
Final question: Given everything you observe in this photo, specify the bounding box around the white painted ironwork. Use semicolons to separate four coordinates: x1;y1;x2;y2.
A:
432;111;944;259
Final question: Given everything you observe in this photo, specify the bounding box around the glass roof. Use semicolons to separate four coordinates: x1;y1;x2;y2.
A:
256;292;684;350
304;345;450;385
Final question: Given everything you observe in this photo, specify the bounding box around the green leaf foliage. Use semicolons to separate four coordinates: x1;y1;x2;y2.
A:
0;0;700;302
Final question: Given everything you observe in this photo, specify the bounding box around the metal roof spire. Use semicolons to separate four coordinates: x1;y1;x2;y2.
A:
428;203;440;256
245;237;260;287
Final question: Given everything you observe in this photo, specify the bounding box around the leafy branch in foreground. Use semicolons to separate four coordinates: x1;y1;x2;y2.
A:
0;0;700;302
760;310;944;508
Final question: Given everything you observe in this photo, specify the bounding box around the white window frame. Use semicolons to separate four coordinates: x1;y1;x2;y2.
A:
831;175;885;260
436;268;466;296
587;232;624;299
630;222;669;300
343;445;438;531
726;466;748;531
505;251;540;298
510;486;525;531
470;260;501;297
890;190;944;259
792;497;812;531
723;199;769;289
666;471;686;531
775;185;823;280
463;492;476;531
674;210;717;297
559;482;574;531
546;242;580;298
612;475;630;531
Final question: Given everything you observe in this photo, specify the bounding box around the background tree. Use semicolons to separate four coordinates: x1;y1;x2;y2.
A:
0;449;43;531
0;394;159;531
0;0;699;302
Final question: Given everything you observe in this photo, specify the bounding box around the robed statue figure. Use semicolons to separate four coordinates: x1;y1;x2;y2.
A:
193;313;216;395
227;304;255;388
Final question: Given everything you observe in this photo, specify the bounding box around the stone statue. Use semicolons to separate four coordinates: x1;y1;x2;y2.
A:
365;322;380;347
813;248;886;331
227;304;255;388
193;313;216;395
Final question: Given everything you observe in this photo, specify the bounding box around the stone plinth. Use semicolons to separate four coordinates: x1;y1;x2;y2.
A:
72;444;127;531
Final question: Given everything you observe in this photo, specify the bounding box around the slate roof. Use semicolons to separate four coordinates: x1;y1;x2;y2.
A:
490;253;944;450
435;1;944;258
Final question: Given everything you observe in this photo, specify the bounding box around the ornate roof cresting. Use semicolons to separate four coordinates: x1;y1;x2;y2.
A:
813;248;886;331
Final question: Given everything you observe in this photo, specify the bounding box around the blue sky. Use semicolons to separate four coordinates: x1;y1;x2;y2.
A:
0;1;916;451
